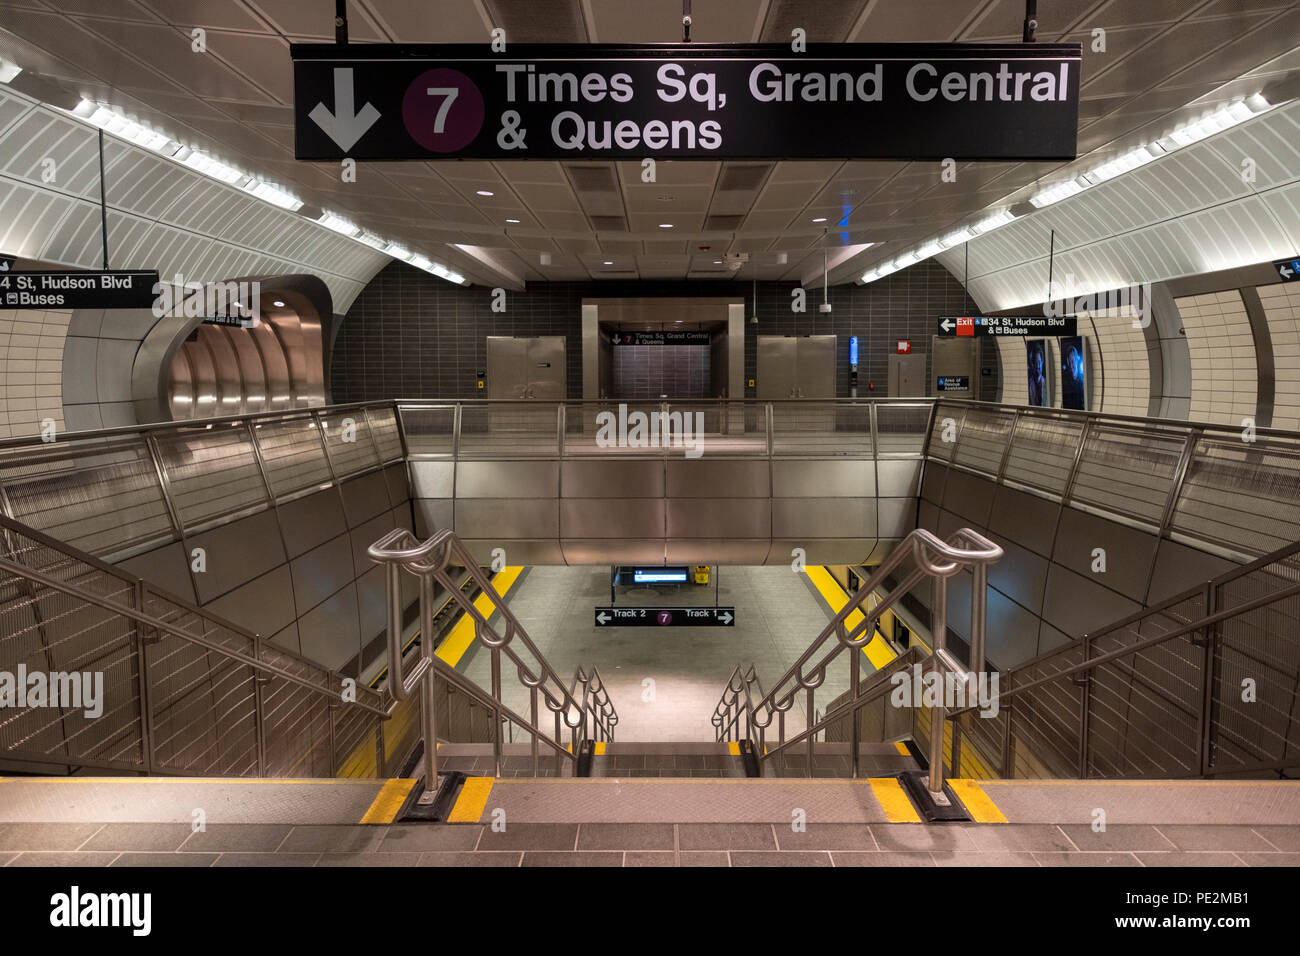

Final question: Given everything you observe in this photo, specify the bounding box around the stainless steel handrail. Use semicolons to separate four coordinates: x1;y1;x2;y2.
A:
368;527;618;792
712;526;1002;794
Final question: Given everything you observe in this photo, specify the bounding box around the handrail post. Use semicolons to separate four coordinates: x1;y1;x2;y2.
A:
970;560;988;674
1198;581;1218;776
849;645;861;779
419;572;439;798
531;686;540;777
490;641;503;778
805;687;815;777
133;580;156;774
929;575;948;794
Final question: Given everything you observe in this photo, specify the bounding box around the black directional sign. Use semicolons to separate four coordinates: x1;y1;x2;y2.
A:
0;271;160;310
937;314;1078;337
292;42;1081;162
1274;257;1300;282
610;331;710;345
594;606;735;627
936;376;970;391
0;255;14;273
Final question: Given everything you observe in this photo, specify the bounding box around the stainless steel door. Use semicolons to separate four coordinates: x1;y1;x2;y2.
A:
487;336;529;400
796;335;837;399
757;336;798;400
526;336;566;400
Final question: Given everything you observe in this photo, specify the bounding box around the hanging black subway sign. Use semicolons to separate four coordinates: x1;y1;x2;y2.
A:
937;315;1078;337
611;331;710;345
292;43;1081;161
0;270;160;310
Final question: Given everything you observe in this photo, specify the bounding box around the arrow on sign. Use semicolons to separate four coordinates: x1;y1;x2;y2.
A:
596;611;611;624
940;318;954;332
718;610;733;624
309;68;381;151
1283;265;1296;279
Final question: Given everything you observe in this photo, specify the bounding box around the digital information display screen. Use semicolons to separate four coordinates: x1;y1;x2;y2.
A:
632;567;689;583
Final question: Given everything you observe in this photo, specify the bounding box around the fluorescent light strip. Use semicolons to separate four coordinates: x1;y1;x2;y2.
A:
384;243;413;261
182;150;244;184
1029;177;1086;208
245;179;303;211
356;232;387;250
1086;145;1157;183
317;213;360;236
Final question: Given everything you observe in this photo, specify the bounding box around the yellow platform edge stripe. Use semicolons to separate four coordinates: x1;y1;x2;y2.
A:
948;779;1008;823
869;777;922;823
448;776;494;823
727;741;741;756
805;566;897;671
437;567;524;667
893;741;911;756
594;742;606;756
360;778;417;824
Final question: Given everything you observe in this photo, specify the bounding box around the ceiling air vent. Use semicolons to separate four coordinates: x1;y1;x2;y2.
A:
717;163;773;192
705;214;745;231
760;0;869;41
568;164;620;193
482;0;588;43
589;216;628;231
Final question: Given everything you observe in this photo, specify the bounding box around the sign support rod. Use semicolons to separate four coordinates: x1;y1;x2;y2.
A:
1023;0;1038;43
97;129;109;270
682;0;692;43
335;0;349;45
1048;228;1055;299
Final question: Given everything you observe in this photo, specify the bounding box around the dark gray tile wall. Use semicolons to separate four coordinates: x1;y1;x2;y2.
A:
331;260;998;402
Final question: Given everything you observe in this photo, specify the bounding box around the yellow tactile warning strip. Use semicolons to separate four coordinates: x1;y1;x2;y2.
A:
806;566;896;670
870;777;922;823
360;778;417;824
893;741;910;756
948;779;1008;823
727;741;741;756
436;567;524;667
447;776;494;823
594;742;606;755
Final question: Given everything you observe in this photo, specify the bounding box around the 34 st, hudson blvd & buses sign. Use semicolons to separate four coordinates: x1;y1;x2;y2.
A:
293;43;1080;162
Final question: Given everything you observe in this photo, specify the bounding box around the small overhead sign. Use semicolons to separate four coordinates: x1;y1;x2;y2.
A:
594;606;735;627
897;340;912;354
293;42;1081;162
937;314;1077;337
0;255;14;273
1275;257;1300;282
937;376;970;391
0;270;160;310
610;331;709;345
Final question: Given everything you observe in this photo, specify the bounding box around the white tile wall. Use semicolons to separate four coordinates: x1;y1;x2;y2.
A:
0;308;70;439
1077;307;1150;417
1176;291;1257;426
1258;283;1300;431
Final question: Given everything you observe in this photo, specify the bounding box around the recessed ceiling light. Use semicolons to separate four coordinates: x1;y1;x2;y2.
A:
659;223;674;229
272;300;286;308
603;260;613;265
657;195;675;202
812;217;827;223
505;218;521;223
476;190;494;197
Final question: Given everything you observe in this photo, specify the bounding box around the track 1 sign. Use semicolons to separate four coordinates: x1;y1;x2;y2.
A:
594;607;735;627
293;42;1081;161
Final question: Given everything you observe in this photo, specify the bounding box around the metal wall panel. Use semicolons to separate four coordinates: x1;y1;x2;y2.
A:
413;499;455;538
1053;508;1159;603
772;498;876;539
188;510;287;604
297;584;361;672
349;512;399;577
940;468;997;527
116;541;196;605
560;499;664;538
988;485;1060;558
290;534;357;613
1041;564;1142;640
409;460;455;498
277;488;347;559
665;539;774;565
561;539;666;564
875;459;922;499
461;539;567;565
877;498;917;539
666;459;770;498
454;460;559;499
1147;539;1238;604
455;499;559;539
986;535;1051;615
772;459;873;498
560;459;664;498
340;471;392;526
204;565;297;641
666;498;771;539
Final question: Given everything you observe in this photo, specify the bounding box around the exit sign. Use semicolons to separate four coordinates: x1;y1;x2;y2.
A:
897;340;912;354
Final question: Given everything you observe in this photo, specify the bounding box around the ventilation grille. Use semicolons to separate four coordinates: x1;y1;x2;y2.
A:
705;214;745;231
589;215;628;231
483;0;588;43
569;164;619;193
761;0;868;41
717;163;772;192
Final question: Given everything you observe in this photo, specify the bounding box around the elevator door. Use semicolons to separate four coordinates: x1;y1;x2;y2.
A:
487;336;566;399
756;335;836;398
